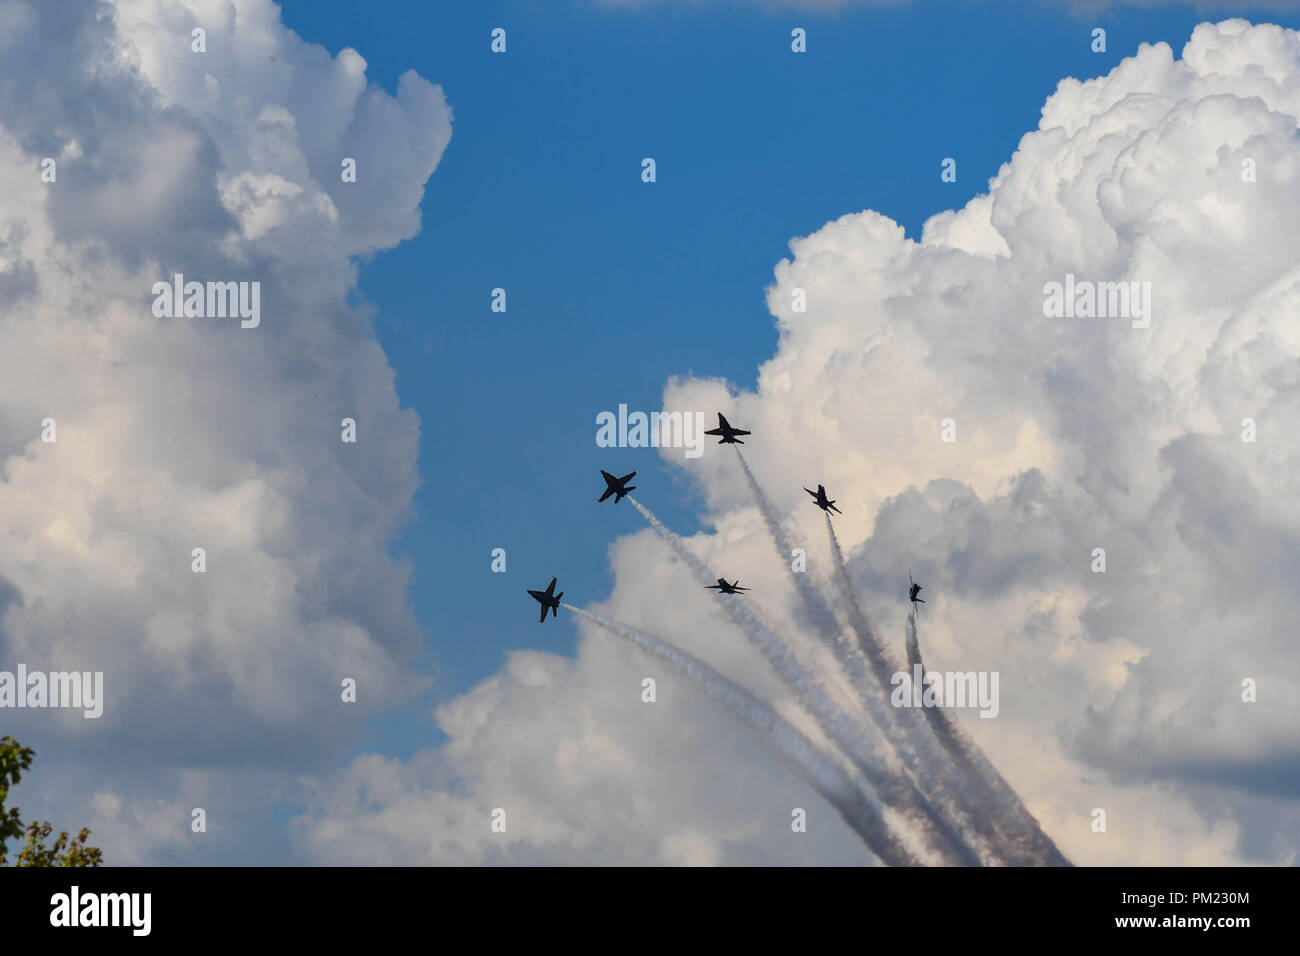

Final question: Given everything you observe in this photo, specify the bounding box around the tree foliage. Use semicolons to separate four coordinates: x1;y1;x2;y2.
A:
0;736;103;867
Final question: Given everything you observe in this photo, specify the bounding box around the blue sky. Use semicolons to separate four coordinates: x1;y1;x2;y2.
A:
275;0;1300;763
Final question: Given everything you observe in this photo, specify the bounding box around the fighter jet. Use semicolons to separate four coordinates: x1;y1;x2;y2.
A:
704;578;750;595
527;577;563;622
598;470;637;504
908;571;925;611
704;413;751;445
804;484;842;515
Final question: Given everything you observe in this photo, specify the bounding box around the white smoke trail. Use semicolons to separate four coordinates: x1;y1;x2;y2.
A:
627;497;716;586
626;496;972;865
734;451;845;643
819;511;1014;863
725;452;986;864
819;503;1068;866
562;602;917;865
821;510;893;674
905;609;1071;866
821;509;1076;868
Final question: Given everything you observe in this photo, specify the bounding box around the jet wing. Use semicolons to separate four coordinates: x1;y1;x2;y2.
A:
598;487;615;502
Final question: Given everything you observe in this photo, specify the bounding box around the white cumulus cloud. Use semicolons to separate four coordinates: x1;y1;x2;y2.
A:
291;19;1300;866
0;0;450;863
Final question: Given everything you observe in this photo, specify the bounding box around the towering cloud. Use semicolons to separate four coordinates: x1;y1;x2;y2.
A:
293;20;1298;866
0;0;449;862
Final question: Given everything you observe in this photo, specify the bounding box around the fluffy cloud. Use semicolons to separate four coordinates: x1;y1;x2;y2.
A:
292;19;1299;865
0;0;449;862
